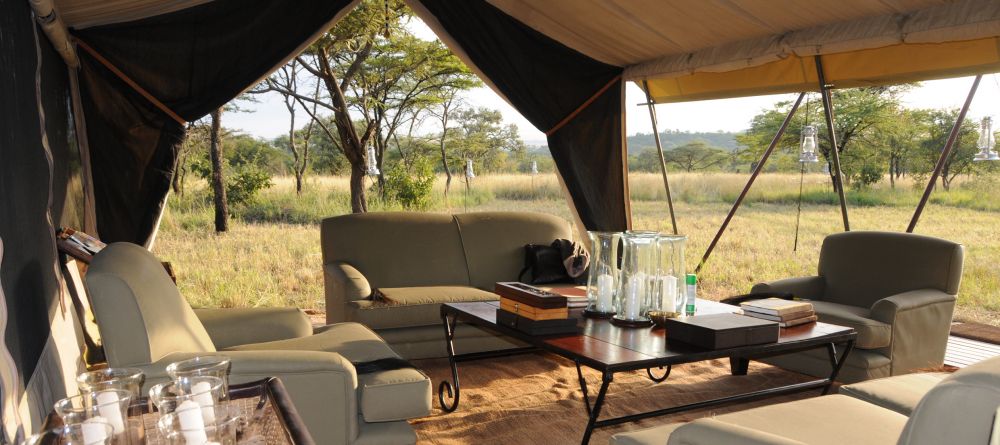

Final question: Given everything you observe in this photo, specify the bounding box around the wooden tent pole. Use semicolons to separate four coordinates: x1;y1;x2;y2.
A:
907;75;982;233
641;81;678;235
815;56;850;231
696;92;805;273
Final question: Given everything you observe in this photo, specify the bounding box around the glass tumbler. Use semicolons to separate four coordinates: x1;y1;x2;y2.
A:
53;389;132;445
167;356;232;395
22;420;114;445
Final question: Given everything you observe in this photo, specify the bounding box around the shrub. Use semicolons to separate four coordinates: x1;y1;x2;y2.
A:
383;157;436;210
226;165;273;206
851;164;883;190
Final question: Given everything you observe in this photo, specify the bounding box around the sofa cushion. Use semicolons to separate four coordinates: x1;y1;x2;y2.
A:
453;212;572;290
838;372;948;416
669;395;906;445
321;212;471;288
350;286;499;330
811;301;891;349
610;422;683;445
358;368;432;422
898;356;1000;445
225;322;432;422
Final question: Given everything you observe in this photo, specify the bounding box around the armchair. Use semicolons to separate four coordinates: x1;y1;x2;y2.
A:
752;231;963;383
85;243;431;445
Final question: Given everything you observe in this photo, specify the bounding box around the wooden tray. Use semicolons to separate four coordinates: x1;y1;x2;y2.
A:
41;378;314;445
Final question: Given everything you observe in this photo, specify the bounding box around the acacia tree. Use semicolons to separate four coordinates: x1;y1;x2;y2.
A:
430;91;460;196
663;141;729;172
736;87;906;188
208;108;228;232
917;109;979;190
264;60;320;195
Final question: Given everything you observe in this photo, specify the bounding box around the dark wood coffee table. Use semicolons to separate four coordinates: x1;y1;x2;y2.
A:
437;299;856;444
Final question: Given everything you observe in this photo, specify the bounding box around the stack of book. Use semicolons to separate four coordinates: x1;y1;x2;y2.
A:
740;298;817;328
494;282;579;335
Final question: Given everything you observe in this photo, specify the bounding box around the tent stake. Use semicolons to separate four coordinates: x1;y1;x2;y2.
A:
907;75;981;233
696;92;805;273
641;81;678;235
815;56;850;231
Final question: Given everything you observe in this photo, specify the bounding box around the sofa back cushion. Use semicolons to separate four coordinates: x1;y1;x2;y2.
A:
86;243;215;366
818;231;963;308
321;212;471;288
454;212;573;290
897;356;1000;445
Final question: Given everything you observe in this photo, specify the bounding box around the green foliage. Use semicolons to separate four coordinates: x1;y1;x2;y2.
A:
662;142;730;172
851;163;883;190
383;157;436;210
226;165;273;206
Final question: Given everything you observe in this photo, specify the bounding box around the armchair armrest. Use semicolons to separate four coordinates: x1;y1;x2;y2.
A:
668;419;807;445
142;350;360;445
750;276;825;300
193;308;312;349
870;289;956;374
324;262;371;324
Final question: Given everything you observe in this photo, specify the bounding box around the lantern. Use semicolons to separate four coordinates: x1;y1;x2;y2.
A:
974;117;999;161
799;125;819;163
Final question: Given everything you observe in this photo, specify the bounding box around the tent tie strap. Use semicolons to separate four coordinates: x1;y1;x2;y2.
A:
545;73;621;136
72;36;187;126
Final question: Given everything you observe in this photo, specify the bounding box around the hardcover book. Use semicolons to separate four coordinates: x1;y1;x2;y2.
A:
740;298;814;316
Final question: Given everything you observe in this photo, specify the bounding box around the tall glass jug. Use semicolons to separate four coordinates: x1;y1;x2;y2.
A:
653;234;687;314
585;231;620;317
613;231;658;326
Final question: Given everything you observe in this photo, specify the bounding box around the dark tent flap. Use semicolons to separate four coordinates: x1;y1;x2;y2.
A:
414;0;629;231
73;0;355;243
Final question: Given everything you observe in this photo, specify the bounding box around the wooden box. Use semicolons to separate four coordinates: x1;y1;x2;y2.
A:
665;313;779;349
500;298;569;320
496;309;579;336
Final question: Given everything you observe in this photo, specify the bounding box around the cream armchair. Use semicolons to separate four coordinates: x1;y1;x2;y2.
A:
752;231;963;383
85;242;431;445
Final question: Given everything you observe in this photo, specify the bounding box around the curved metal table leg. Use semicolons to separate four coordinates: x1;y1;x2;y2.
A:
646;365;671;383
438;313;461;412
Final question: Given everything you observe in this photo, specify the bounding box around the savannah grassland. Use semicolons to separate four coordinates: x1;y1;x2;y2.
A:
154;172;1000;325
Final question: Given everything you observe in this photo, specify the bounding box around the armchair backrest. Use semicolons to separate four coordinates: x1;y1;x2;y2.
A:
818;231;963;308
86;243;215;366
897;356;1000;445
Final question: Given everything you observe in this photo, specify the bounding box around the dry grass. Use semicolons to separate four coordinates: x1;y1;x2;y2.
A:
154;172;1000;325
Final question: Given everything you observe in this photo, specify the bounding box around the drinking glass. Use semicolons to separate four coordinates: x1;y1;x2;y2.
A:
166;356;232;395
54;389;132;444
22;420;114;445
77;368;145;400
149;376;226;414
157;403;241;445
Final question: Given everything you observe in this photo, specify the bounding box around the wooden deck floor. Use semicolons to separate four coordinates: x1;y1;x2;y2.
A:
945;335;1000;368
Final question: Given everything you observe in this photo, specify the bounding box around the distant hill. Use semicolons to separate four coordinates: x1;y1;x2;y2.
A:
525;130;742;156
627;130;742;153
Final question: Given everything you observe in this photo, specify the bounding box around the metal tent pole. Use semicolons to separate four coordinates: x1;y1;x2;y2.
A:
696;92;805;273
642;80;678;235
815;56;850;231
907;75;982;233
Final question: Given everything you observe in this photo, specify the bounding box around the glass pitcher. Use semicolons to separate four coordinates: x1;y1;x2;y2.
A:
653;234;687;314
585;231;621;317
613;231;658;326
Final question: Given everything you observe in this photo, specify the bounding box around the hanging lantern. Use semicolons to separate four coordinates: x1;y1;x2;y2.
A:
530;160;539;175
974;117;999;161
799;125;819;163
465;159;476;178
366;146;380;176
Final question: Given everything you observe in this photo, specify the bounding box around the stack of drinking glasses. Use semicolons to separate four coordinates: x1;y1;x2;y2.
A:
23;355;240;445
154;356;239;444
26;367;145;444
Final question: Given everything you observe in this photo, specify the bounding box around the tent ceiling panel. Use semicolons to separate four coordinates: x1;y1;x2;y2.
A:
52;0;213;29
486;0;949;67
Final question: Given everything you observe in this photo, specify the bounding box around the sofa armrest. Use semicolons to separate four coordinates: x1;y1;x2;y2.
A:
668;419;807;445
142;350;360;445
750;276;825;300
193;308;312;349
324;262;371;324
870;289;956;374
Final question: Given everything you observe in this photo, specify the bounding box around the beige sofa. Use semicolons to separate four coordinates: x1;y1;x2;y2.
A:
86;243;431;445
322;211;573;359
611;356;1000;445
752;231;962;383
